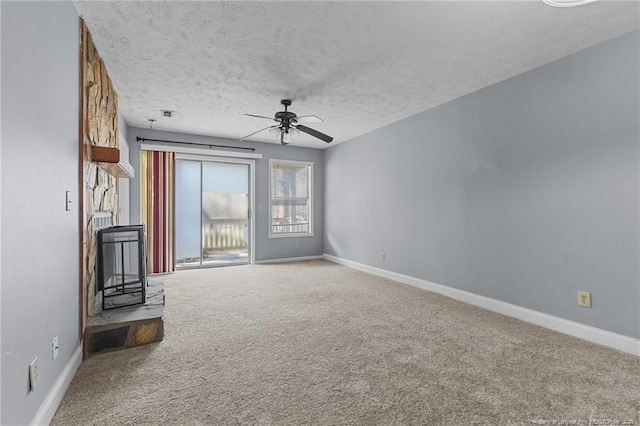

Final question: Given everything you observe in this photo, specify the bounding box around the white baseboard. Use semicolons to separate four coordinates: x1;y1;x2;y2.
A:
255;255;324;265
323;254;640;356
30;344;83;426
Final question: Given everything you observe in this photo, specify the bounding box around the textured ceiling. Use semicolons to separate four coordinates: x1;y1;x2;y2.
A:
73;1;639;149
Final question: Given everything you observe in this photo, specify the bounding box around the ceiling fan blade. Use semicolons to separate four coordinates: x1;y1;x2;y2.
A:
239;125;278;141
295;124;333;143
294;115;323;124
244;113;277;121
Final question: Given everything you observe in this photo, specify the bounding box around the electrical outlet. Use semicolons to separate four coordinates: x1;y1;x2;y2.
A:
380;252;385;262
52;336;59;360
295;242;301;249
29;358;39;391
578;291;591;308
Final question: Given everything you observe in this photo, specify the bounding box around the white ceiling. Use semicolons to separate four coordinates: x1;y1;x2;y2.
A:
73;1;639;149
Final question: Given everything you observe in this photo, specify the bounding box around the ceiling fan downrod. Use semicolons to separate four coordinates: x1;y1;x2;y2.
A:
275;99;296;128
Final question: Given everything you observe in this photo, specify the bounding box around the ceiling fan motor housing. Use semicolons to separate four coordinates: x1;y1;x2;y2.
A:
275;111;297;126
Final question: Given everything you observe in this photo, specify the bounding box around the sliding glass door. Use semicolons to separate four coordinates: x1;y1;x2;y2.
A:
175;159;250;268
175;160;201;267
201;161;249;266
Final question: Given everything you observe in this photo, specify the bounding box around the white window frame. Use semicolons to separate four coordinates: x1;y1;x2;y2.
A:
269;159;314;238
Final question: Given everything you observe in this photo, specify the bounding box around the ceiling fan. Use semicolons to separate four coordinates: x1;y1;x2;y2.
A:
240;99;333;145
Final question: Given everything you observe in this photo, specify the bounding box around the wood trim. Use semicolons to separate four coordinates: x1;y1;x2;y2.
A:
94;161;134;179
90;146;120;163
88;145;135;178
172;154;176;271
78;19;87;342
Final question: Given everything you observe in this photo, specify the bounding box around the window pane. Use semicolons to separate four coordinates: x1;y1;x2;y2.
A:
272;223;309;234
272;200;308;224
175;160;202;262
271;164;309;198
271;199;309;234
270;161;312;235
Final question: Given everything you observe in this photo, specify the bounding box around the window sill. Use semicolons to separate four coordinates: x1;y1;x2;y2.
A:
269;232;314;239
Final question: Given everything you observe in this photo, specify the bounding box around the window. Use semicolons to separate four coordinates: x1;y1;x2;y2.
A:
269;159;313;237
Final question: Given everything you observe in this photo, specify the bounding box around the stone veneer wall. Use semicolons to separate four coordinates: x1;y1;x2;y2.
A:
85;31;120;317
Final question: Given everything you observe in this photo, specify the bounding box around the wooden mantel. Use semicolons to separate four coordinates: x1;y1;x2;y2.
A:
89;145;135;178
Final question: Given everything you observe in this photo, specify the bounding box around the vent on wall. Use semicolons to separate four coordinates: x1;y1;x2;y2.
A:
92;211;113;232
161;110;174;118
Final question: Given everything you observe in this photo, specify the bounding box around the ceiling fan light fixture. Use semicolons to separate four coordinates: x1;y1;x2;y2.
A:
269;127;281;138
282;129;293;144
542;0;597;7
268;126;299;144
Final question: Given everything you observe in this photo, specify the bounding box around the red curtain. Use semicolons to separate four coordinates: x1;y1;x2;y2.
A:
141;150;175;274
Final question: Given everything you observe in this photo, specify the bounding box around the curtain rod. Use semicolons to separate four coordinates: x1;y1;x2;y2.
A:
136;137;256;152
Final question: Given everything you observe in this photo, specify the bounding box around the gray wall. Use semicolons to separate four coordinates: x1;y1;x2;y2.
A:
127;127;324;262
118;113;131;226
324;31;640;338
1;2;80;424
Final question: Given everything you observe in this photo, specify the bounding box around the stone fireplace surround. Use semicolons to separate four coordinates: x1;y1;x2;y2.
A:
84;279;164;358
85;213;164;358
83;24;164;358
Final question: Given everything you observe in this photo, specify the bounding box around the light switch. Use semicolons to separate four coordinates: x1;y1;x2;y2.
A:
65;191;72;211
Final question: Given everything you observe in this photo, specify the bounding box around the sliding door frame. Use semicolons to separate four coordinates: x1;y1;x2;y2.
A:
175;153;256;266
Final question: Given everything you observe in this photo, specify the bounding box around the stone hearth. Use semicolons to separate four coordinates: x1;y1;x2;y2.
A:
84;279;165;358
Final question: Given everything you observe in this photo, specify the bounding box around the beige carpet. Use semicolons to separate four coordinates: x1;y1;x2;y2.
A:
52;260;639;425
